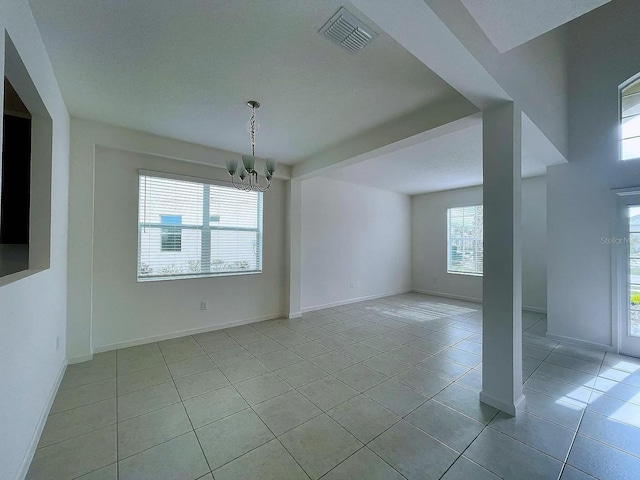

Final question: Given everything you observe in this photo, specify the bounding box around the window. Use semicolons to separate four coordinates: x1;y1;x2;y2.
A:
160;215;182;252
621;75;640;161
138;171;263;281
447;205;483;276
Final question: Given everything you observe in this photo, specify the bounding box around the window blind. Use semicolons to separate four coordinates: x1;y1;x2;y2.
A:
447;205;483;276
137;171;263;281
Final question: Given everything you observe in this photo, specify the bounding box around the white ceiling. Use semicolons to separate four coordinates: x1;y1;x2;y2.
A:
459;0;610;52
28;0;461;164
324;123;546;196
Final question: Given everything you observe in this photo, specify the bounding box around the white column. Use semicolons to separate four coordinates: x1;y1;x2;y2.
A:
286;179;302;318
66;121;96;363
480;102;525;416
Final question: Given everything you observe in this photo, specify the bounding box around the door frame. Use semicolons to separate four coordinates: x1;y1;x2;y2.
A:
612;187;640;356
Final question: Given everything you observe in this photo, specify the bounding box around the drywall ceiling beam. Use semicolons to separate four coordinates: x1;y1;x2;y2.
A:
350;0;510;110
351;0;568;165
292;95;478;180
522;112;567;167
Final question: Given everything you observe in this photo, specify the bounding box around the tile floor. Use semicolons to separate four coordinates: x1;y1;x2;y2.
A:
26;293;640;479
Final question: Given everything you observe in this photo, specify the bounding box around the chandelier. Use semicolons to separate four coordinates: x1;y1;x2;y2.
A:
226;100;277;192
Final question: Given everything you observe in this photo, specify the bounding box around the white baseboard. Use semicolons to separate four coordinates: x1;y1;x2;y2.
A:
287;312;302;319
67;353;94;365
301;290;411;314
546;332;614;352
411;289;547;314
93;312;285;353
16;358;67;480
479;390;526;416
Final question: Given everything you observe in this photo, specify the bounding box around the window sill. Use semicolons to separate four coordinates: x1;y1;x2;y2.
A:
0;267;48;288
447;270;483;277
137;269;262;283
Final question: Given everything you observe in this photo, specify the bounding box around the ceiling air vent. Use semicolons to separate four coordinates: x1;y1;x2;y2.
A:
319;7;378;54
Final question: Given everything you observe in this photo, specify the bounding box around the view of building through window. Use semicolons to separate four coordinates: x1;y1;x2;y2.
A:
138;173;263;281
447;205;483;276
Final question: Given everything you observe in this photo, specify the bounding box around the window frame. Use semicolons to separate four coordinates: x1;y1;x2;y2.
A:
137;170;264;282
446;205;483;277
620;73;640;162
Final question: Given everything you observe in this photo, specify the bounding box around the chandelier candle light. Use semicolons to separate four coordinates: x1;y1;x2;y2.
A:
226;100;277;192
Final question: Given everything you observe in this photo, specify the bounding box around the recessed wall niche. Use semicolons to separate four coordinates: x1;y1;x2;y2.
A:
0;34;53;282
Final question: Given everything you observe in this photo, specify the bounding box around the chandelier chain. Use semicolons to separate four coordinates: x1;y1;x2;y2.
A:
247;105;259;158
227;100;275;192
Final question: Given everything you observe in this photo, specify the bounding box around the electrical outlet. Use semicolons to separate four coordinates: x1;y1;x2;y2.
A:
56;336;60;350
201;302;208;311
349;282;354;289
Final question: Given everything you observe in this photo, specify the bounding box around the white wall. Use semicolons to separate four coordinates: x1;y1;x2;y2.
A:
300;177;411;311
547;0;640;348
91;146;286;351
0;2;70;479
67;118;291;360
411;176;547;311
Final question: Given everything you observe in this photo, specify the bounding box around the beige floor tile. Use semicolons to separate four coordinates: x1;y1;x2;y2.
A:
369;420;458;480
310;352;355;374
117;403;192;459
39;398;116;447
118;432;209;480
117;365;171;395
195;409;273;469
219;358;270;383
279;415;362;480
209;346;254;366
117;382;180;421
275;361;327;388
298;376;359;411
75;463;117;480
234;372;292;405
167;355;216;379
183;385;248;428
257;349;304;370
321;447;404;480
60;363;115;390
117;350;165;376
160;342;205;364
333;364;387;393
327;395;399;443
406;400;484;453
364;379;427;416
50;378;116;414
253;390;322;435
174;368;230;399
213;439;308;480
27;425;116;480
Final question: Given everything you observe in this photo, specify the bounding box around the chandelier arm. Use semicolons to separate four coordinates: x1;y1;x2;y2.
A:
232;174;251;192
243;176;252;192
253;174;271;192
231;174;244;191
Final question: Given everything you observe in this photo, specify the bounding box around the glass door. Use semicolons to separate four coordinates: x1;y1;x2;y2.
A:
621;205;640;356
